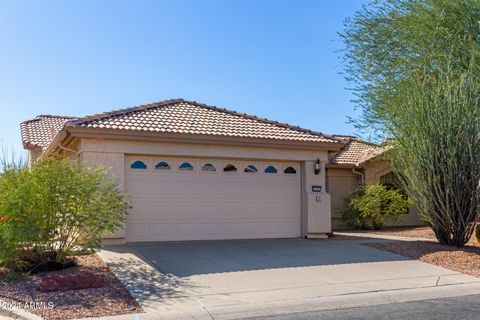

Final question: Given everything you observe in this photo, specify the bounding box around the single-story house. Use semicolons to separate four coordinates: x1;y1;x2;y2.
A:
20;99;423;243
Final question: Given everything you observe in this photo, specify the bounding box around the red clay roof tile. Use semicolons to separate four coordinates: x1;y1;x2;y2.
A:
67;99;340;143
20;115;75;150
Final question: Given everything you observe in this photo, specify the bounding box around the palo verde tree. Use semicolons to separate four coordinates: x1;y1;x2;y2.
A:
341;0;480;246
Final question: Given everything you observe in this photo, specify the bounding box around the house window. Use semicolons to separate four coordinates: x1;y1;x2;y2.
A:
155;161;170;170
265;166;277;174
201;163;216;172
244;165;258;173
223;164;237;172
131;160;147;169
379;171;401;191
179;162;194;171
284;166;297;174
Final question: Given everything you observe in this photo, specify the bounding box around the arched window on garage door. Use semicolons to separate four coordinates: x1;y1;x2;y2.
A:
244;165;258;173
265;166;278;174
284;166;297;174
201;163;216;172
223;164;237;172
131;160;147;169
179;162;194;171
155;161;170;170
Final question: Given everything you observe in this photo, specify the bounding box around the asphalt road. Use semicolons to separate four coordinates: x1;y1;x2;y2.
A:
243;294;480;320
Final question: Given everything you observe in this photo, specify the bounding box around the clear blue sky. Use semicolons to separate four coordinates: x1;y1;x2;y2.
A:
1;0;366;153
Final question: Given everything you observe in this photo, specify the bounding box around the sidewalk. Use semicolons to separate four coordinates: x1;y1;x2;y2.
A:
76;282;480;320
87;238;480;320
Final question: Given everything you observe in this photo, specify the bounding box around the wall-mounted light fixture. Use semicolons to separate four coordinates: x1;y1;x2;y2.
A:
314;158;321;175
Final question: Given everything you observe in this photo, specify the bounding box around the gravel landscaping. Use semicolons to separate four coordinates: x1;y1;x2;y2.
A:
332;226;480;278
356;226;437;239
369;241;480;278
334;226;478;246
0;254;142;320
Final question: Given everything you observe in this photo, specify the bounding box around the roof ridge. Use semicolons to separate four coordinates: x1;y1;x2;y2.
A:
21;115;75;125
68;98;184;125
350;139;379;147
37;115;76;119
328;137;355;160
68;98;342;142
328;137;384;165
181;99;341;141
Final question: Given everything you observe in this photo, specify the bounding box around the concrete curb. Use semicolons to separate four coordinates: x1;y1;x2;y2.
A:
0;300;43;320
207;282;480;320
74;282;480;320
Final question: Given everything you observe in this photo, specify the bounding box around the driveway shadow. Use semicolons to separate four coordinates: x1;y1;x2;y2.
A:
121;238;409;277
101;246;203;304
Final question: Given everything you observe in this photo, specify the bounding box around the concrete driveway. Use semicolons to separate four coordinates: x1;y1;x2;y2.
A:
100;238;480;319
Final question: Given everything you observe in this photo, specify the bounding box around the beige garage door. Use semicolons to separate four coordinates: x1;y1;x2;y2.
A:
125;156;301;242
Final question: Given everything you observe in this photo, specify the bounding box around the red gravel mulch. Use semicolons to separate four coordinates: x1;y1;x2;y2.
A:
359;226;437;239
333;226;480;278
0;254;143;320
369;240;480;278
333;226;479;246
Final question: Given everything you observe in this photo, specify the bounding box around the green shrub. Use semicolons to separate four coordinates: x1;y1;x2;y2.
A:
0;159;128;272
341;184;411;229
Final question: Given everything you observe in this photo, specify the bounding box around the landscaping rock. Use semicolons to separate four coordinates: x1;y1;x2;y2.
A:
38;272;104;292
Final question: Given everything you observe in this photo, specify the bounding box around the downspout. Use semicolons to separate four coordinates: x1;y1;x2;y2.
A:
352;166;365;186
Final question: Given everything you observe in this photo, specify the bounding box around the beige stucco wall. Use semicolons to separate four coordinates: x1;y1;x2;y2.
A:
327;160;424;230
326;168;361;230
79;151;126;239
363;160;391;185
363;160;424;227
77;137;333;241
28;149;42;165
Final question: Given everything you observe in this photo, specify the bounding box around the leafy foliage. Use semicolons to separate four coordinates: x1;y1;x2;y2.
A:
341;0;480;138
341;0;480;246
342;184;411;229
0;159;128;272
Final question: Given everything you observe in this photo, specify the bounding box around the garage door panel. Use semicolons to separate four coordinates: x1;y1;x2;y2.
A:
125;156;301;242
129;200;299;221
127;177;299;200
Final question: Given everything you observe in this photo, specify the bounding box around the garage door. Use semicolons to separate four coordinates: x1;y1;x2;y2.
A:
125;156;301;242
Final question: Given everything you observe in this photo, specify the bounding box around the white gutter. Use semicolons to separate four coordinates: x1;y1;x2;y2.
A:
352;167;365;185
38;129;68;160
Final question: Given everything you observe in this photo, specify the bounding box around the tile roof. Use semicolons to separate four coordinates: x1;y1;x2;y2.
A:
328;138;388;166
67;99;340;143
20;115;75;150
20;101;391;166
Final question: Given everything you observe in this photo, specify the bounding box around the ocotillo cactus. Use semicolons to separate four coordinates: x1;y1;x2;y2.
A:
475;224;480;245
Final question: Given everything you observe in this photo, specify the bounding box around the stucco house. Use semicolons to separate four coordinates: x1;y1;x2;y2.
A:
20;99;422;243
326;137;423;229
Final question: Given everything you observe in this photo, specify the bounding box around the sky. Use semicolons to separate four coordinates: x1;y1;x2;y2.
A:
0;0;367;154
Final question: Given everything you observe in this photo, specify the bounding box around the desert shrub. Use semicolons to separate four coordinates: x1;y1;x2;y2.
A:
341;0;480;246
475;224;480;245
342;184;411;229
0;159;128;272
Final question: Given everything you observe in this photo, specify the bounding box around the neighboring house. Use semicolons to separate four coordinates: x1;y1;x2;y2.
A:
327;137;423;229
20;99;422;243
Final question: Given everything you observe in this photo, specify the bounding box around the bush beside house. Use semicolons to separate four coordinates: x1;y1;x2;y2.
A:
0;159;128;273
341;184;411;229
